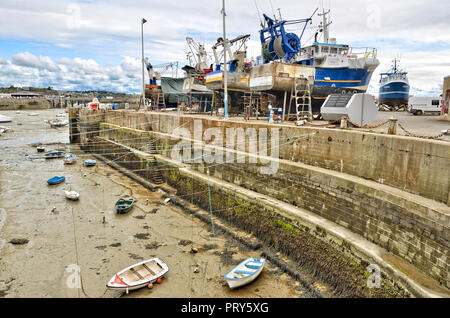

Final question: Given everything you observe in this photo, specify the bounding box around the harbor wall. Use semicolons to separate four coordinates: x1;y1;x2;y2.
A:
95;110;450;205
97;120;449;289
73;109;450;293
84;136;412;297
0;98;53;110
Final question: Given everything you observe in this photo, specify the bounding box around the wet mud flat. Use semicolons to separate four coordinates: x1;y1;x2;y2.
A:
0;110;305;298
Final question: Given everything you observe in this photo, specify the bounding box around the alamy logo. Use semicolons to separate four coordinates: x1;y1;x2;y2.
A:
171;120;280;174
66;264;81;289
366;264;381;289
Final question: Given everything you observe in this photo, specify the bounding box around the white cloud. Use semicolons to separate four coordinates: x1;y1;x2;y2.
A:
0;57;7;65
0;0;449;95
0;53;145;92
12;52;59;72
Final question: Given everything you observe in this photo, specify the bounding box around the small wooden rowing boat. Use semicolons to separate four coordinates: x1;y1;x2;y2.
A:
64;190;79;201
115;198;135;214
84;159;96;166
45;151;64;159
224;257;265;289
106;258;168;292
64;154;77;164
47;176;65;185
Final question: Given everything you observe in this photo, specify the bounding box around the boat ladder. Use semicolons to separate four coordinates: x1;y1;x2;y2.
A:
243;92;259;120
288;77;312;122
156;90;166;110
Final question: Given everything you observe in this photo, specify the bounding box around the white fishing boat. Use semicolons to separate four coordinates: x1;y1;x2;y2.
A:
64;190;80;201
106;258;169;292
224;257;265;289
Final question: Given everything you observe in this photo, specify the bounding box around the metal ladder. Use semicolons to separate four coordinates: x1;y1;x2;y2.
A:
147;138;164;184
156;90;166;110
288;77;312;122
243;92;254;120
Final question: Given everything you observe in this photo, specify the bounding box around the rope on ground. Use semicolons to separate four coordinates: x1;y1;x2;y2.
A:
70;206;110;299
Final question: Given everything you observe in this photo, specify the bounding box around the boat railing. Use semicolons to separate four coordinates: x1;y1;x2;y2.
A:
347;47;377;59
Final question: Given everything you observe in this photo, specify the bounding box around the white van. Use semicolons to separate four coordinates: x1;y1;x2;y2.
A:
408;96;442;115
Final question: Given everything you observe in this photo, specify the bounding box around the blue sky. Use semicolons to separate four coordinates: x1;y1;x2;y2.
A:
0;0;449;95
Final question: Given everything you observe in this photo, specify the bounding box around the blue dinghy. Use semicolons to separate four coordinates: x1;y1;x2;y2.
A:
47;176;65;185
84;159;96;167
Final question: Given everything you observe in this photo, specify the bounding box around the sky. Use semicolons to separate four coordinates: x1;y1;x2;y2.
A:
0;0;449;96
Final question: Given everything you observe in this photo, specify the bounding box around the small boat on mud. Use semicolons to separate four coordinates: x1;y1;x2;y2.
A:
28;112;39;116
0;114;12;123
84;159;96;167
106;258;168;292
37;146;45;153
63;154;77;164
224;257;265;289
115;198;135;214
64;190;80;201
49;119;69;128
47;176;65;185
0;126;13;133
45;151;64;159
31;142;42;147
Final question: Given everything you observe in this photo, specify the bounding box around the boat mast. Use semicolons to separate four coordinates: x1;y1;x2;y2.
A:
318;8;331;43
222;0;228;120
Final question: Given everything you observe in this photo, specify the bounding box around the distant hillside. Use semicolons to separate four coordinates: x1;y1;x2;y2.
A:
0;86;138;98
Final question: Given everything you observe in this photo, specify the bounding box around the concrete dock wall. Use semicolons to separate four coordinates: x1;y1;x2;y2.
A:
96;110;450;205
98;121;450;289
86;136;413;297
73;109;450;293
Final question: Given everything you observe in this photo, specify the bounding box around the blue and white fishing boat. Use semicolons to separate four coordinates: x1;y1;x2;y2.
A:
84;159;96;167
258;8;380;114
378;58;410;108
47;176;65;185
224;257;265;289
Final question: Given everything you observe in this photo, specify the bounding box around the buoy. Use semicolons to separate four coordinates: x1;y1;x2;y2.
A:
147;283;153;289
156;278;162;284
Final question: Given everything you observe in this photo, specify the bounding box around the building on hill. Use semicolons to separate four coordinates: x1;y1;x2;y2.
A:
11;91;42;99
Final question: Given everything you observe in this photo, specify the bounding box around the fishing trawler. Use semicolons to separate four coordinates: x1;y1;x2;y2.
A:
256;8;380;114
204;34;252;92
378;58;410;109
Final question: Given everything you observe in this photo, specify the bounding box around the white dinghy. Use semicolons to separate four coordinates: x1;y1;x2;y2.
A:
64;190;80;201
224;257;265;289
106;258;168;292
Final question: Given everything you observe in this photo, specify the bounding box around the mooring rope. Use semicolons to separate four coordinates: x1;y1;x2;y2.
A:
70;205;110;298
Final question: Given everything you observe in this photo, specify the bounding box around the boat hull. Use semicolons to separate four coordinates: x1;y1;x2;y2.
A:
106;258;169;291
378;80;410;107
250;62;376;114
224;257;265;289
47;177;65;185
